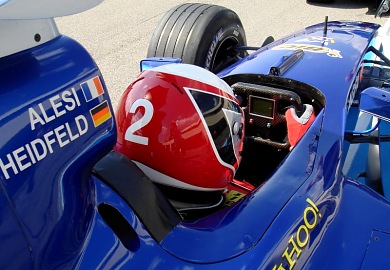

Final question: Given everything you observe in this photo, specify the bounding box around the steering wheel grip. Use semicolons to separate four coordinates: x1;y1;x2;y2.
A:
285;104;316;149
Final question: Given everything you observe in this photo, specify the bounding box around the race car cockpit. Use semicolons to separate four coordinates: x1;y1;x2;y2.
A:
114;61;326;219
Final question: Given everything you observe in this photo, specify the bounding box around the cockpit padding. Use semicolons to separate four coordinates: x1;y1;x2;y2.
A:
93;151;182;243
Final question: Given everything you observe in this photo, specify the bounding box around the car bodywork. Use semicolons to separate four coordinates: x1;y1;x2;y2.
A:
2;1;390;269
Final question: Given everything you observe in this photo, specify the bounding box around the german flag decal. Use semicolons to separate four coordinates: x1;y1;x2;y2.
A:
90;101;112;127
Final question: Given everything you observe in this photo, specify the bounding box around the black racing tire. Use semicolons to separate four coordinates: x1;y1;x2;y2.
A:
147;3;247;74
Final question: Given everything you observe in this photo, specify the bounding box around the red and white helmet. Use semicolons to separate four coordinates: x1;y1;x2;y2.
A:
115;64;244;193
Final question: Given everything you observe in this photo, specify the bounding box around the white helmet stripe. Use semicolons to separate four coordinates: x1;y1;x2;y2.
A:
133;161;224;192
152;63;234;97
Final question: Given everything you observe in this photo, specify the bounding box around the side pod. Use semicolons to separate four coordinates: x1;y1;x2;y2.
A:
360;87;390;121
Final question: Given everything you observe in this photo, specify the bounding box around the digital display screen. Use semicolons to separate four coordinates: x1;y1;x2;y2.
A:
250;96;274;118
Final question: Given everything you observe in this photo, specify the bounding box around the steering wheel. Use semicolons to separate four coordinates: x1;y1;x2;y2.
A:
232;82;303;149
376;0;389;18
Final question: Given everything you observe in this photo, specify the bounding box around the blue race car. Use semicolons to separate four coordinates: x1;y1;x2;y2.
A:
1;0;390;269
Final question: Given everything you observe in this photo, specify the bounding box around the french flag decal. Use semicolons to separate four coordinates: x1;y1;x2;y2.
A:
81;76;104;102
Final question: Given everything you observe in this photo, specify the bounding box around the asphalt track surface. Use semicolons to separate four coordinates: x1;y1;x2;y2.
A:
56;0;388;110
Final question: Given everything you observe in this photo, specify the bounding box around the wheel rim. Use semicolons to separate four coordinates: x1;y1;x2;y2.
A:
209;37;242;73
